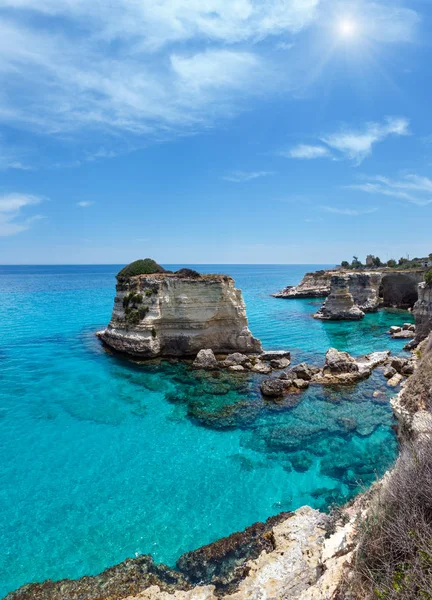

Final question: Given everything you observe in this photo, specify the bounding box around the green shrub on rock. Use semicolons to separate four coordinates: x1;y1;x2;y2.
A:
425;269;432;287
117;259;165;280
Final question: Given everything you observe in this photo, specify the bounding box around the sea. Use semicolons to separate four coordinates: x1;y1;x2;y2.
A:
0;264;414;597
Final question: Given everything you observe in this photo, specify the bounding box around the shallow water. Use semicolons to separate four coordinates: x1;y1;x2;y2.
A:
0;265;413;597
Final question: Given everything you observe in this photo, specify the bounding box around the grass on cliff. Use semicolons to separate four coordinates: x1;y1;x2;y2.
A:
351;438;432;600
117;259;165;279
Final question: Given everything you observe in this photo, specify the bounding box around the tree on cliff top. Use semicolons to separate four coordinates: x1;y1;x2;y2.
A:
117;259;165;279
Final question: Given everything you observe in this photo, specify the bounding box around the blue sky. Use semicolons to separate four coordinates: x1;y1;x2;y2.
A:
0;0;431;264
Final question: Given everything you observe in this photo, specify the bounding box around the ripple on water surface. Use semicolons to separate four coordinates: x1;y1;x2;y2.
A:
0;265;412;597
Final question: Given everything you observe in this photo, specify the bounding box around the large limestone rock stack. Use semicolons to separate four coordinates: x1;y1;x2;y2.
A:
98;259;262;358
412;281;432;346
314;274;364;321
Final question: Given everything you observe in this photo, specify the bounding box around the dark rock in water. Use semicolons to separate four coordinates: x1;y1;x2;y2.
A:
260;378;288;397
176;512;292;593
290;451;313;473
5;556;189;600
323;348;359;375
293;378;310;390
287;363;317;381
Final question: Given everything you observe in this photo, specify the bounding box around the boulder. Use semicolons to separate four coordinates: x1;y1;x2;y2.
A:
193;349;219;370
387;373;404;388
383;366;397;379
323;348;359;374
389;326;402;335
251;361;272;374
288;363;317;381
293;379;310;390
260;379;289;397
392;330;415;339
229;365;245;372
225;353;250;366
270;358;291;370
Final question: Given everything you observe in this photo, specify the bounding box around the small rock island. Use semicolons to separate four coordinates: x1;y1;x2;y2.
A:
98;259;262;358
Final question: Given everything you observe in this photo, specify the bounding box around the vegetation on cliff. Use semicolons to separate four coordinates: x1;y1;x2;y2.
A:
347;337;432;600
117;259;165;279
352;440;432;600
340;254;432;271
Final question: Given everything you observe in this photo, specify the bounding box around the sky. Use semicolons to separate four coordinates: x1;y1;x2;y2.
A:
0;0;431;264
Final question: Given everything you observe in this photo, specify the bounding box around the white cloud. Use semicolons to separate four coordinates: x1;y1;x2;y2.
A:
321;117;409;164
0;1;320;141
282;144;331;159
321;205;378;216
0;193;44;235
77;201;94;208
222;170;274;182
347;174;432;206
283;117;409;164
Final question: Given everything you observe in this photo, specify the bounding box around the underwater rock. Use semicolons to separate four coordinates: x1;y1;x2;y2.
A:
98;264;262;358
193;349;218;370
4;556;190;600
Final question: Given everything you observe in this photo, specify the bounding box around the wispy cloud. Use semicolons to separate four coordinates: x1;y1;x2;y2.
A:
282;144;331;159
222;170;274;183
0;1;319;142
284;117;410;165
346;174;432;206
321;205;378;216
322;117;409;164
77;201;94;208
0;193;44;236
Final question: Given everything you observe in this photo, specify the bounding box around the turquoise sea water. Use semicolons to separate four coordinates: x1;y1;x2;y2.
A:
0;265;414;597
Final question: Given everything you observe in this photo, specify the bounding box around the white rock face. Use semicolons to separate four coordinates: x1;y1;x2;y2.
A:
123;506;357;600
413;282;432;344
98;273;262;358
272;271;332;298
314;275;365;321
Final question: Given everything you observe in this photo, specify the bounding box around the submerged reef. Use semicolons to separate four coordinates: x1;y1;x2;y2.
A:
98;260;262;358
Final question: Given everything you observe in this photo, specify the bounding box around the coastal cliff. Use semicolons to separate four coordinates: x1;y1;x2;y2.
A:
412;282;432;345
272;270;332;298
313;270;424;321
313;274;365;320
98;261;261;358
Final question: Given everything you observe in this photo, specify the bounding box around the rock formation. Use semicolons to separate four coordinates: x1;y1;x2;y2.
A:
98;261;262;358
412;282;432;345
275;269;425;320
313;275;365;320
272;270;332;298
6;506;356;600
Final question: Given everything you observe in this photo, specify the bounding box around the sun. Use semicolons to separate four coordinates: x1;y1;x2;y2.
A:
338;19;357;38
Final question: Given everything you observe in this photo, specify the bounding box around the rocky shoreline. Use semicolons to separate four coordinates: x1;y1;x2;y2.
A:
7;262;432;600
10;334;431;600
274;268;426;323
